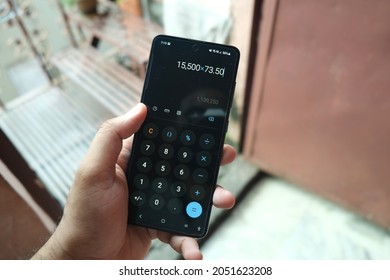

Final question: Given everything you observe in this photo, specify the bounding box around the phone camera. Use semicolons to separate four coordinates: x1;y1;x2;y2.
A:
192;44;199;52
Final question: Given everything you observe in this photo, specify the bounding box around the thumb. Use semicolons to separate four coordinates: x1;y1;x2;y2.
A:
82;103;147;176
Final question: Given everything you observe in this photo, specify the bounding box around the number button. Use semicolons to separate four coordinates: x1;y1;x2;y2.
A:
177;147;193;163
140;140;155;156
171;182;186;197
143;123;158;139
149;194;165;210
174;164;190;180
199;133;215;149
158;143;174;159
137;157;152;173
193;168;208;183
155;160;171;176
152;178;168;193
162;126;177;142
133;174;149;189
196;151;212;167
180;130;196;146
130;191;146;206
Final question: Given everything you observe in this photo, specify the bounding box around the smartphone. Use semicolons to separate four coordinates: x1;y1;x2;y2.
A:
126;35;240;237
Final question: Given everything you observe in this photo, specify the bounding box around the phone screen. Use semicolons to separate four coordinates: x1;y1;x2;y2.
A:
127;35;240;237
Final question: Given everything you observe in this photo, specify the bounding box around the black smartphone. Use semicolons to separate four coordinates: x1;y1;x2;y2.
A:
126;35;240;237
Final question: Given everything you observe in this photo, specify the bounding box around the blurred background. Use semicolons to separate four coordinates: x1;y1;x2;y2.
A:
0;0;389;259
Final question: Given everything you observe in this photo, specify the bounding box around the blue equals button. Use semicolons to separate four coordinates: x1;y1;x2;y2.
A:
186;201;202;218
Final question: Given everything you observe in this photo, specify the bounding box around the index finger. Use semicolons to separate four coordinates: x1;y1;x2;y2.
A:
220;144;236;165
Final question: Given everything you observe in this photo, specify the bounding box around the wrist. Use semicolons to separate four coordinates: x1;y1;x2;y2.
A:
31;228;74;260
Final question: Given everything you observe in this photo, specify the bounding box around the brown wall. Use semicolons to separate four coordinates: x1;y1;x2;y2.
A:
244;0;390;228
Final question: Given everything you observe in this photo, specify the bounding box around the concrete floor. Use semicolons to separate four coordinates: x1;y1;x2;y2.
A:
201;176;390;260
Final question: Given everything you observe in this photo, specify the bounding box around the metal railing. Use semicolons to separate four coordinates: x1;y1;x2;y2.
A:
0;0;73;104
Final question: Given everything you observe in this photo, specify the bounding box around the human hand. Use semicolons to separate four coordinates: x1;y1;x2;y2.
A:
32;103;236;260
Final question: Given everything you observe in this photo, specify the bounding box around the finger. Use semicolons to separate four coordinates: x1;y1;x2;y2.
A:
213;185;235;209
82;103;147;175
154;231;202;260
117;136;134;171
122;135;135;151
220;144;236;166
169;235;203;260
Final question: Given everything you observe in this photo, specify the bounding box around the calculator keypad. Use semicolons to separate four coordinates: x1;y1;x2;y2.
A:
127;117;222;237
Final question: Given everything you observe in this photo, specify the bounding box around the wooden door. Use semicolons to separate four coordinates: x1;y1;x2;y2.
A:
243;0;390;228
